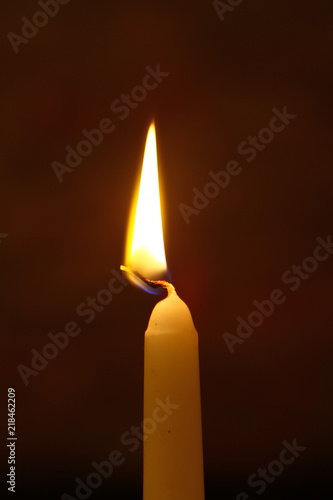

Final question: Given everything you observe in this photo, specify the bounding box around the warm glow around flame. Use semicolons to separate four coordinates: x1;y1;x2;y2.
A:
125;123;167;285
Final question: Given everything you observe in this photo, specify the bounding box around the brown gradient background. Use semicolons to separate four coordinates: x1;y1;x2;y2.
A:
1;1;333;499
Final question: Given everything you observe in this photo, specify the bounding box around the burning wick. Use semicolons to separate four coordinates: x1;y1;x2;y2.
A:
120;265;175;294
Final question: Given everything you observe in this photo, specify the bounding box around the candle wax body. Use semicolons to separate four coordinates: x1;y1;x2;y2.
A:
143;290;205;500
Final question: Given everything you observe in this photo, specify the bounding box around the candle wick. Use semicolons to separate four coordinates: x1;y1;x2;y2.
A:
120;265;175;294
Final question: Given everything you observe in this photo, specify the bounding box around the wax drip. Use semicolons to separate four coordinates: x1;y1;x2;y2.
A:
120;265;175;295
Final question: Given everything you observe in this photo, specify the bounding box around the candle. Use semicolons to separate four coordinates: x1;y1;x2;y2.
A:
122;123;205;499
144;286;205;499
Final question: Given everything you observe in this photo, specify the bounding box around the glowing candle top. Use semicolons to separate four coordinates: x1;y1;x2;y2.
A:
125;123;169;292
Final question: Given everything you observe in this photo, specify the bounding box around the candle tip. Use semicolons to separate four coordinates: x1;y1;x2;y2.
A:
120;265;175;294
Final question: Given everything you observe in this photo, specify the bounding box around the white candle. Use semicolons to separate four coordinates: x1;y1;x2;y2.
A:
123;122;205;499
144;286;205;500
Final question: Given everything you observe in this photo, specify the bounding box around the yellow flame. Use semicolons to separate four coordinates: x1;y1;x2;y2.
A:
125;122;167;281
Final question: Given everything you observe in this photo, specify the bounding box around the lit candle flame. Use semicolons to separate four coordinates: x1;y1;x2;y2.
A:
124;122;168;292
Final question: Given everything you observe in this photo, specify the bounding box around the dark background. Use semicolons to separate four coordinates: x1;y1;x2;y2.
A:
1;0;333;498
